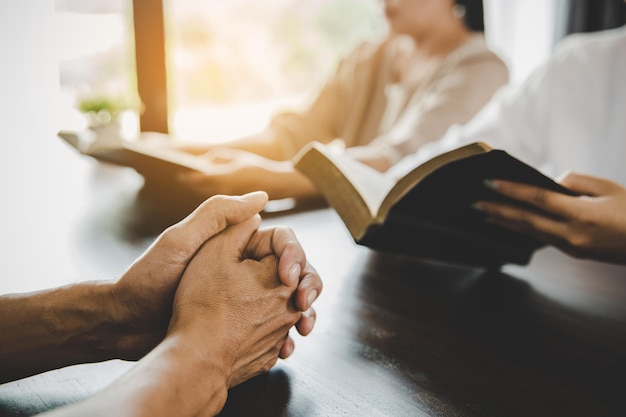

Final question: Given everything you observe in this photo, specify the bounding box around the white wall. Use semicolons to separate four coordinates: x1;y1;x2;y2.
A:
0;1;59;140
0;1;84;291
484;0;561;84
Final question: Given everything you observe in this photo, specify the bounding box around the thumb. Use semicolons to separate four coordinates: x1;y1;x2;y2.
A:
162;192;268;263
559;172;619;197
214;214;264;259
184;191;268;236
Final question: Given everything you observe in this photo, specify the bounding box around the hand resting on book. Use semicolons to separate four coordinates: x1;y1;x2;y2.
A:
474;172;626;265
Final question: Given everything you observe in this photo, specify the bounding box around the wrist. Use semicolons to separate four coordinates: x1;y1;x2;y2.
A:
167;309;234;385
62;281;126;362
49;331;230;417
162;319;232;414
107;280;170;361
146;333;230;415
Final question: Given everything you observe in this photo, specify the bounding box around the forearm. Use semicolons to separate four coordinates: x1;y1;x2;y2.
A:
225;129;285;160
39;333;229;417
168;130;282;160
0;281;123;383
258;161;320;201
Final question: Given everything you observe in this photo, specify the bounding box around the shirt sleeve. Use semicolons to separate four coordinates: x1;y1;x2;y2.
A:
268;42;379;159
268;77;343;160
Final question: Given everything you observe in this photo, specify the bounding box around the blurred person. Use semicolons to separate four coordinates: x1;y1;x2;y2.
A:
388;23;626;264
0;192;323;417
162;0;508;201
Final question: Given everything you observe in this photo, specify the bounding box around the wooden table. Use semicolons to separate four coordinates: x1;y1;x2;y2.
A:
1;136;625;417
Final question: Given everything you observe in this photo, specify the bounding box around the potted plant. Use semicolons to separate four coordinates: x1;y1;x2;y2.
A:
77;94;138;145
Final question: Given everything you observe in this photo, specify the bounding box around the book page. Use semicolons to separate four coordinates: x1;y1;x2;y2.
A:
329;153;396;216
294;142;395;240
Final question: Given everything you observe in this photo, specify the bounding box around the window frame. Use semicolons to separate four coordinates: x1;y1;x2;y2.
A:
132;0;168;133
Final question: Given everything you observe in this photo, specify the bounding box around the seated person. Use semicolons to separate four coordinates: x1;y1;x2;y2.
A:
388;23;626;264
168;0;508;201
0;192;323;417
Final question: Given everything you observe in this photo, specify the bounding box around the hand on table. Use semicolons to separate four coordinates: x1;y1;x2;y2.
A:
167;215;305;389
474;172;626;264
176;147;317;200
18;192;322;417
112;191;321;360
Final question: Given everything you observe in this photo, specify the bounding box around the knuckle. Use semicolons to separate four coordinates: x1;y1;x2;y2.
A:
159;225;179;243
277;229;301;251
261;255;280;274
275;225;295;237
531;188;547;206
276;308;300;324
566;230;592;250
289;312;302;327
265;357;278;372
576;209;598;227
517;210;534;231
280;310;299;328
206;194;230;206
260;363;272;374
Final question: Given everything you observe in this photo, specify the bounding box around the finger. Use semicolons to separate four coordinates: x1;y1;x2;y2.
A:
246;227;306;288
485;179;579;219
274;228;307;288
256;253;283;289
177;192;266;236
476;200;570;241
293;262;323;312
295;307;317;337
161;192;268;263
182;192;267;233
217;215;264;258
243;227;275;259
279;335;295;359
559;171;620;196
485;216;570;250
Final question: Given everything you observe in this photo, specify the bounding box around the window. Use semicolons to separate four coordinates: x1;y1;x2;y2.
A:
164;0;384;143
55;0;563;141
484;0;562;83
55;0;138;135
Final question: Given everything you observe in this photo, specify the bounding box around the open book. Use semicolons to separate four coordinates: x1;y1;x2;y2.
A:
294;141;576;267
58;130;208;181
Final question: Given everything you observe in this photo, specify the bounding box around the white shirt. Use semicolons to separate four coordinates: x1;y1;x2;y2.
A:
388;25;626;186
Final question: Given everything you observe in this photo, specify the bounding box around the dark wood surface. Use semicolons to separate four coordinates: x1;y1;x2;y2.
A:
1;136;625;417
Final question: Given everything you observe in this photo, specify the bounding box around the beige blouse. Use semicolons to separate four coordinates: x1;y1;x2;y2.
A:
270;33;509;165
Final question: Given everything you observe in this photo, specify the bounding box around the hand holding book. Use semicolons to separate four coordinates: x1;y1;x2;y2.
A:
294;141;577;267
474;173;626;265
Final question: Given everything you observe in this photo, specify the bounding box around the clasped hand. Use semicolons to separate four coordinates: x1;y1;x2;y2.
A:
112;191;322;382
